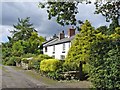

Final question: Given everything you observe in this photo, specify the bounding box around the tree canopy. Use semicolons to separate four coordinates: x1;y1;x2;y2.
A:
38;0;120;29
2;17;45;65
63;20;97;71
10;17;37;41
89;27;120;89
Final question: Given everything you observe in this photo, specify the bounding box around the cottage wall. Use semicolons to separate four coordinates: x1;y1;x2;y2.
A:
43;42;71;60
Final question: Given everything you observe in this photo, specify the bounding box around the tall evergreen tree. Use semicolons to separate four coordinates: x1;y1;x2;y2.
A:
63;20;97;72
11;17;37;41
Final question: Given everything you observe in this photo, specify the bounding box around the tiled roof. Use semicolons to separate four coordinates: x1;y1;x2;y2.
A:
43;36;75;47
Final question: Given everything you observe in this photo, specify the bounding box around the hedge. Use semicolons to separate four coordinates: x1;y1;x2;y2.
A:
40;59;62;72
89;34;120;89
40;59;63;80
28;54;53;71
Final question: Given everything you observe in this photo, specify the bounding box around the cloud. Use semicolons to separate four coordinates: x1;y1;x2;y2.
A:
1;2;111;43
76;3;110;28
0;25;13;42
1;2;71;42
2;2;45;27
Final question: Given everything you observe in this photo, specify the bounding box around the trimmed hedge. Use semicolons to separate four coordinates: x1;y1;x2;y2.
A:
28;54;53;71
40;59;63;80
89;33;120;89
40;59;62;72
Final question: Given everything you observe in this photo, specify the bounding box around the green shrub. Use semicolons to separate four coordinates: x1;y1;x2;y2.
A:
21;58;29;63
47;71;63;80
28;54;53;71
89;35;120;89
2;57;9;65
6;56;16;66
28;58;40;71
14;57;22;64
40;59;63;80
82;63;89;74
40;59;62;72
36;54;53;61
22;53;36;58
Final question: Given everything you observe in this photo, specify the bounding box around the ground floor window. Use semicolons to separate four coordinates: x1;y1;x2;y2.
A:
60;55;65;60
52;55;55;58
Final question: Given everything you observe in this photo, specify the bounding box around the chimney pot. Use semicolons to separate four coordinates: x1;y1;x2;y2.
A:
59;30;65;39
68;27;75;37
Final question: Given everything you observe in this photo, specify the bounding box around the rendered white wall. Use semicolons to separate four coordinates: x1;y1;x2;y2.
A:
43;42;71;60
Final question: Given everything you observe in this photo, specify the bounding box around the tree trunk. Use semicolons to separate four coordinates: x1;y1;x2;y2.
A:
79;61;83;80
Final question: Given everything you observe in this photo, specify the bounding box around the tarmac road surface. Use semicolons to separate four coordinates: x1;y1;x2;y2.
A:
2;66;49;88
2;66;91;89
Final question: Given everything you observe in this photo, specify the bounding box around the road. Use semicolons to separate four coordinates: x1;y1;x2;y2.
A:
2;66;50;88
2;66;91;89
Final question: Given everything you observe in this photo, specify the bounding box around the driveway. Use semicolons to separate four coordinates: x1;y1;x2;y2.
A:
2;66;91;89
2;66;52;88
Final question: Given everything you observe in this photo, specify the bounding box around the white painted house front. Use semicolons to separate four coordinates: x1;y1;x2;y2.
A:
42;28;75;60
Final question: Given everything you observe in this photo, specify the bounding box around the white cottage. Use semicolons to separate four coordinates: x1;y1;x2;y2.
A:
42;28;75;60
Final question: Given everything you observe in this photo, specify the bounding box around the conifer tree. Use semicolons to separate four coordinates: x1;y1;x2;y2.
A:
64;20;97;72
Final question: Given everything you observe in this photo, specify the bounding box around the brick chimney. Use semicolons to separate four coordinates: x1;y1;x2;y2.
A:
59;30;65;39
68;27;75;37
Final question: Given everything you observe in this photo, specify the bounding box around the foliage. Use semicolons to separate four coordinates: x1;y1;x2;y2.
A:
108;18;120;35
115;27;120;35
40;59;63;80
39;1;120;28
11;17;37;41
12;40;24;57
28;54;53;71
63;20;97;72
2;17;45;65
36;54;53;61
82;63;89;74
21;53;36;58
2;42;12;59
96;17;119;35
47;70;63;80
88;28;120;89
95;1;120;22
23;32;45;54
14;57;22;64
2;57;9;65
96;25;108;35
21;58;30;64
6;56;16;66
39;2;79;26
2;42;13;65
40;59;62;72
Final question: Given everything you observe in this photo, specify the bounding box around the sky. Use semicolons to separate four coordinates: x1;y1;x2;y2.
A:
1;1;111;43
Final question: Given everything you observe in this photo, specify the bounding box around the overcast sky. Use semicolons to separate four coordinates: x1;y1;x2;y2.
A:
1;1;111;43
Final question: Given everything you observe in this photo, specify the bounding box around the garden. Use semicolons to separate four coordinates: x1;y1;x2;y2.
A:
2;18;120;89
2;1;120;88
